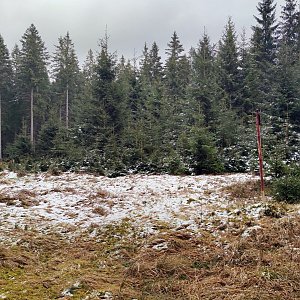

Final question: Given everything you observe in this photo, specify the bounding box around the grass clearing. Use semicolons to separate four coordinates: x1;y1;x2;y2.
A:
0;174;300;299
0;214;299;299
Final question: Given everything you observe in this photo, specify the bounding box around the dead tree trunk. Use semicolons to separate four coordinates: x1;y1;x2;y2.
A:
30;87;34;144
66;84;69;130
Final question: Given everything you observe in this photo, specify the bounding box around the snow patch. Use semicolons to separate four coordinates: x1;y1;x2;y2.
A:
0;171;259;240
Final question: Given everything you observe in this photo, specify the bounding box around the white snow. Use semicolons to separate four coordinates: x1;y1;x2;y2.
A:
0;171;260;240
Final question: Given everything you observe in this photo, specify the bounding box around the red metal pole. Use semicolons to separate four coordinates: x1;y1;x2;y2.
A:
256;110;265;199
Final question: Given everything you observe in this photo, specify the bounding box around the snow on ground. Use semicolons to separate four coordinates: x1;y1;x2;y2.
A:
0;171;260;241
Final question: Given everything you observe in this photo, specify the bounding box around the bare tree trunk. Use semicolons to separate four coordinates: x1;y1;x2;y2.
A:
0;93;2;160
30;87;34;144
66;84;69;130
285;103;289;157
59;105;62;123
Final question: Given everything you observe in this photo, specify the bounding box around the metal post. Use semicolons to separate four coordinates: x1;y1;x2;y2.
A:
0;93;2;160
256;110;265;200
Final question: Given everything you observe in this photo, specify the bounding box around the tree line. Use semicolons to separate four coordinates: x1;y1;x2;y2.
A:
0;0;299;175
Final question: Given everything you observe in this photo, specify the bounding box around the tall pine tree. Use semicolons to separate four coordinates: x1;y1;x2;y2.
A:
190;33;218;127
253;0;278;64
52;32;80;129
217;18;240;109
164;32;190;153
18;24;49;146
0;35;14;159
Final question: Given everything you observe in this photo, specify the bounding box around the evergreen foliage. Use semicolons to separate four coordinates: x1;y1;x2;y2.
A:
217;18;240;109
0;34;14;156
51;32;80;129
271;167;300;203
1;1;300;176
253;0;278;64
17;24;50;145
190;33;218;127
279;0;299;49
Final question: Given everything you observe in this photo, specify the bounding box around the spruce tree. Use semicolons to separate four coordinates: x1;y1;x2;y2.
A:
149;42;163;83
10;45;24;141
52;32;80;129
137;42;166;165
276;0;299;105
81;35;125;169
140;43;151;81
253;0;278;64
214;19;245;156
237;29;254;115
164;32;190;154
77;49;96;125
217;18;240;109
276;0;299;113
0;35;13;159
18;24;49;146
279;0;299;49
248;1;280;110
190;33;218;127
165;32;190;100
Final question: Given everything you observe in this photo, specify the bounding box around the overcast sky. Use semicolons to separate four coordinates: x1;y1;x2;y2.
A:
0;0;286;65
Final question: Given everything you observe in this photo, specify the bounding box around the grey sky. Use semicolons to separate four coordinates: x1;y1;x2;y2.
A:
0;0;286;65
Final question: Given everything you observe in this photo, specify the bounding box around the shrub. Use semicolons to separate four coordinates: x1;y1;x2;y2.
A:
191;136;224;175
271;175;300;203
5;135;32;160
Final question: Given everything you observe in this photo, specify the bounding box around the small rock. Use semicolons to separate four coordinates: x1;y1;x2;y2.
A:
83;291;113;300
149;238;166;246
152;241;168;251
61;281;81;297
61;289;73;297
100;292;113;299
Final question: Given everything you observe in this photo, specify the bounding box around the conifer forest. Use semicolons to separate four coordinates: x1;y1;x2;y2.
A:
0;0;299;176
2;1;300;299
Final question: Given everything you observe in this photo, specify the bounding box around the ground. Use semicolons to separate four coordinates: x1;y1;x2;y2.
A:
0;171;299;299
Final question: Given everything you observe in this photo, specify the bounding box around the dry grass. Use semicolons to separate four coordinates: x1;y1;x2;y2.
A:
122;216;300;300
92;206;108;216
0;190;38;207
49;187;77;193
0;215;299;299
0;179;12;185
88;189;116;208
17;189;39;207
91;189;112;199
222;179;262;201
0;194;15;205
0;226;137;300
1;175;300;300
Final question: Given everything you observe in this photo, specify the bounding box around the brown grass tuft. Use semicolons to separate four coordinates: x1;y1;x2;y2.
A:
92;189;111;199
17;190;39;207
222;179;261;201
122;216;300;299
0;194;16;205
92;206;108;216
0;189;38;207
49;187;76;194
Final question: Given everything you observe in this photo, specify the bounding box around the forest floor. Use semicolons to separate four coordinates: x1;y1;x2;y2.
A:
0;171;299;299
